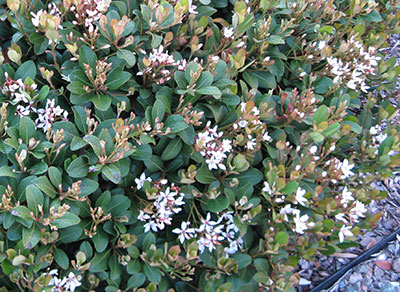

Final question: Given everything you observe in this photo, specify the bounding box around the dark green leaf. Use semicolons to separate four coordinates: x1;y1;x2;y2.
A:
52;212;81;229
164;115;188;134
26;185;44;216
79;45;97;70
22;225;40;249
19;117;36;144
67;157;88;178
15;60;36;81
54;247;69;270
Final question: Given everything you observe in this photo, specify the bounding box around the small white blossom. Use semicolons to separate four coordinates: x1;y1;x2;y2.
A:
172;221;195;244
135;173;152;190
223;27;234;39
338;225;353;243
295;187;307;206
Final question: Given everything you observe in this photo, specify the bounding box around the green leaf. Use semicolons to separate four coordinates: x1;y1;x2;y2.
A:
22;225;40;249
90;93;112;112
79;45;97;70
313;105;329;125
314;77;333;94
151;99;165;125
196;164;215;184
89;250;111;273
54;247;69;270
0;166;17;178
232;168;263;185
80;178;99;196
14;60;36;81
106;71;131;90
67;81;88;95
72;106;89;133
267;35;285;45
310;132;324;143
233;253;252;269
196;86;222;99
280;181;298;195
26;185;44;216
67;157;88;178
34;176;57;198
71;136;88;151
19;116;36;144
52;212;81;229
48;166;62;188
174;71;187;88
142;232;156;250
237;14;254;35
83;134;103;156
164;115;188;134
274;231;289;246
11;206;33;222
92;226;109;253
178;125;195;145
117;49;136;67
144;263;161;284
161;138;183;161
322;122;340;137
206;196;229;213
196;71;213;88
132;144;152;161
102;164;122;184
107;195;131;217
127;273;146;289
251;71;276;89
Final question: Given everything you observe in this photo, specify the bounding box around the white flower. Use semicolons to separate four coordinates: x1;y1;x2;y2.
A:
144;220;158;233
238;120;248;128
339;159;355;179
318;41;326;50
65;272;81;292
295;188;307;206
172;221;195;244
340;187;354;206
135;172;152;189
188;0;198;14
223;27;235;39
293;213;310;234
262;181;274;195
309;145;318;155
262;131;273;142
349;200;367;222
246;135;256;150
338;225;353;243
280;204;294;222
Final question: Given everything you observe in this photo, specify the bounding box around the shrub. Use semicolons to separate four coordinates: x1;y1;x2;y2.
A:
0;0;399;291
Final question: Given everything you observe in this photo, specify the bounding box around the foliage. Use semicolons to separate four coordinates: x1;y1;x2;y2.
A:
0;0;399;291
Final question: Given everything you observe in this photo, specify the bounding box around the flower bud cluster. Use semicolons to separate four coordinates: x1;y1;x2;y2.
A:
195;121;232;171
326;37;381;93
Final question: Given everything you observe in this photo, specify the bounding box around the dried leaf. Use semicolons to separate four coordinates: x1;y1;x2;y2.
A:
332;252;358;258
375;260;392;270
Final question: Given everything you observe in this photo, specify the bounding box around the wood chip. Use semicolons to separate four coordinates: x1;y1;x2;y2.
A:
331;252;358;258
375;260;392;270
366;238;377;250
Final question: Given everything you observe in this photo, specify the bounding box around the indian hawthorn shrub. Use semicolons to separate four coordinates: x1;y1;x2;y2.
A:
0;0;399;291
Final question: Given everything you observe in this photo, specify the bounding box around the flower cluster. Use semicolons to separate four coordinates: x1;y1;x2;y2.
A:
326;37;381;93
36;99;68;132
137;45;187;85
66;0;111;31
172;212;243;256
232;101;272;151
2;72;37;104
137;182;185;233
43;270;81;292
30;3;63;43
195;121;232;170
278;203;315;234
